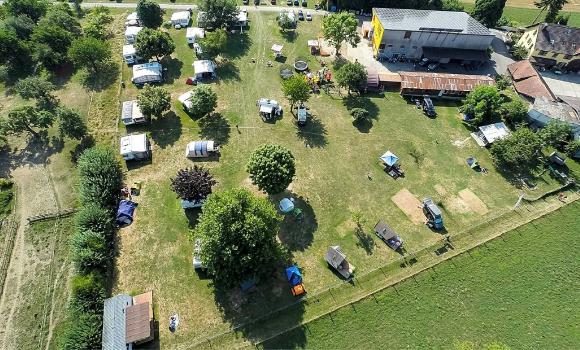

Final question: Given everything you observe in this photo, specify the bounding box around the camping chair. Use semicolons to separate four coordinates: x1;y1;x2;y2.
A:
292;208;303;221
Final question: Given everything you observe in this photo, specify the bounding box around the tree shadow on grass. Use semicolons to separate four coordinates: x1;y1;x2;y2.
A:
149;111;182;149
223;32;252;59
81;61;119;92
356;230;375;255
198;113;231;145
162;57;183;85
217;60;241;81
343;95;380;133
295;114;328;148
0;133;62;177
270;192;316;252
280;29;297;43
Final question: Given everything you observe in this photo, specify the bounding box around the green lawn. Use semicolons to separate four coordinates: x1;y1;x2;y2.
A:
0;184;14;219
462;4;580;27
262;200;580;349
108;9;577;348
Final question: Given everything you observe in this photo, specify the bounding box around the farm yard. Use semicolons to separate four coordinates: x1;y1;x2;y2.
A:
0;2;579;349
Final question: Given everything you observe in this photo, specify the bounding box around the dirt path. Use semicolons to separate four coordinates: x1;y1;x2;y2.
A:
0;163;61;350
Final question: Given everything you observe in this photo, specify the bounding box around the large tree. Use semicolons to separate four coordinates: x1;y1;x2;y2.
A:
322;12;360;55
335;61;368;95
137;85;171;119
534;0;569;24
184;85;217;117
277;12;295;32
539;120;572;149
2;106;54;137
4;0;48;22
199;0;239;29
170;166;217;202
193;188;282;286
84;6;114;40
136;0;164;28
460;85;502;125
247;144;295;195
31;21;73;68
471;0;507;27
14;76;58;110
198;28;227;59
134;28;175;61
490;127;542;172
3;14;36;39
68;37;111;73
57;107;87;140
39;3;81;37
499;97;528;128
282;75;310;109
77;146;123;209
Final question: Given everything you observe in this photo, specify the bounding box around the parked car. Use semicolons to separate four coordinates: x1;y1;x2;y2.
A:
287;0;292;5
305;11;312;20
294;0;299;5
422;96;436;117
302;0;307;6
298;10;304;20
243;0;249;4
427;63;439;71
419;58;429;66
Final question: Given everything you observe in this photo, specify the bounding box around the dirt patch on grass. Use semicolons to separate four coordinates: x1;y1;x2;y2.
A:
241;177;267;198
434;184;447;196
391;188;424;224
459;189;489;215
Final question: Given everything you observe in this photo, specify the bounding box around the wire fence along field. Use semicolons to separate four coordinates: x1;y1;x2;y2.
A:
0;220;18;298
186;185;579;349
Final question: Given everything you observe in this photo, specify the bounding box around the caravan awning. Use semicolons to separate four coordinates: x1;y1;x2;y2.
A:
260;105;274;113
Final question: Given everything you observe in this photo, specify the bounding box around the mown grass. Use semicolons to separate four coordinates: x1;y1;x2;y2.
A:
462;4;580;27
0;185;14;219
263;200;580;349
109;10;577;348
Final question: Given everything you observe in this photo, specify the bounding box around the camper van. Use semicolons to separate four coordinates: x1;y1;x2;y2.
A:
124;26;143;44
131;62;163;85
122;45;141;65
121;101;147;126
120;134;151;161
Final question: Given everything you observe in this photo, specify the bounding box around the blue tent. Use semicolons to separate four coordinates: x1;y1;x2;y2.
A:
285;265;302;286
116;200;138;226
380;151;399;167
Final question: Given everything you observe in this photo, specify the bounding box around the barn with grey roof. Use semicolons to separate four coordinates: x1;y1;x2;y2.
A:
370;8;494;65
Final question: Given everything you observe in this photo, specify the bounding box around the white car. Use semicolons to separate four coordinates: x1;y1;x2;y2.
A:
305;11;312;21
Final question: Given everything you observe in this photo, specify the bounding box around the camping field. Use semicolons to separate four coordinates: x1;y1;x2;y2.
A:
105;10;578;348
262;200;580;350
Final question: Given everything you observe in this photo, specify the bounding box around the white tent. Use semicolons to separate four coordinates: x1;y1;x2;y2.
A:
185;141;218;158
125;12;139;27
120;134;150;161
132;62;163;85
471;122;510;147
171;11;191;27
237;10;248;27
121;101;146;126
122;45;140;65
192;60;216;79
186;27;205;44
178;91;194;111
125;26;143;44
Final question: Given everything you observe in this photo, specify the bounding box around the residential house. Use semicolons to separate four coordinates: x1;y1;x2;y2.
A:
517;23;580;71
507;60;555;101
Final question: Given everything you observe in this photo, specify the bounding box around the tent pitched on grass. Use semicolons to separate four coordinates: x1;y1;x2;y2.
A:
116;200;138;226
380;151;399;167
285;265;302;286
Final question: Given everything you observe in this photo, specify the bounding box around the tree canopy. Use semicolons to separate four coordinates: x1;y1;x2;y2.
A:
71;230;110;274
539;120;572;148
40;4;81;37
136;0;164;28
77;146;123;209
194;188;282;286
247;144;296;195
184;85;217;117
199;28;227;58
335;61;368;95
282;75;310;109
137;85;171;119
322;12;360;55
134;28;175;61
499;96;528;128
170;166;217;202
57;107;87;140
460;85;502;125
2;105;54;137
4;0;48;22
14;76;58;109
83;6;114;40
277;12;295;31
472;0;507;27
535;0;569;23
3;14;36;39
68;37;111;73
199;0;239;29
490;127;542;172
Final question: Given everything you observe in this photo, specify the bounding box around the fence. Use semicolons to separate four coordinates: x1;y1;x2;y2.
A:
0;220;19;297
27;208;77;223
186;186;579;349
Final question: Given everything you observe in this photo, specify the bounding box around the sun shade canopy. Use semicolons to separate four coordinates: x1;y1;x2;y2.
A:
380;151;399;166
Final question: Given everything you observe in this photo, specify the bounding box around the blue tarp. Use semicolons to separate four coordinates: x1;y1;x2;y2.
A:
116;200;137;226
380;151;399;166
285;265;302;286
279;198;295;213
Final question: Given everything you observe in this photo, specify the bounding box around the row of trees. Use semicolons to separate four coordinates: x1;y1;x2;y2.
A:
59;147;123;349
471;0;570;27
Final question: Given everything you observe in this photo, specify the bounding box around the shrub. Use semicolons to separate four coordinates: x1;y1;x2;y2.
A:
247;144;296;195
350;107;369;121
58;311;103;350
70;272;106;314
75;204;113;238
77;146;123;209
71;230;110;273
170;166;217;202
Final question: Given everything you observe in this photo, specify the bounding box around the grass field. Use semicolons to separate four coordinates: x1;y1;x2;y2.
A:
262;200;580;349
462;4;580;27
107;9;577;348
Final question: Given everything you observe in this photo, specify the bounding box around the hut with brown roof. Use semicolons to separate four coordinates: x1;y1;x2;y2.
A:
398;72;494;98
507;60;555;102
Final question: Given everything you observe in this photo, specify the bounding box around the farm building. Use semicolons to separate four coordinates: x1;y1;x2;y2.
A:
528;97;580;139
193;60;217;80
132;62;163;85
516;23;580;72
470;122;511;147
507;60;555;101
186;27;205;44
398;72;494;98
120;134;151;161
370;8;493;65
102;292;154;350
171;11;191;28
124;26;143;44
121;100;147;126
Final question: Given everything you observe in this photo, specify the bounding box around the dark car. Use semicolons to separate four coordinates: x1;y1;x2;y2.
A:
254;0;260;5
422;96;436;117
298;10;304;20
294;0;299;5
302;0;307;6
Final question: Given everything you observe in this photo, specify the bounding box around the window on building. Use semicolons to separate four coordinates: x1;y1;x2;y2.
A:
379;44;385;50
551;52;558;58
539;50;547;55
564;54;572;59
387;44;393;48
404;31;412;39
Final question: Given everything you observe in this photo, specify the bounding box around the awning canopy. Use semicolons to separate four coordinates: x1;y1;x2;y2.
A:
422;46;488;62
380;151;399;166
307;40;319;47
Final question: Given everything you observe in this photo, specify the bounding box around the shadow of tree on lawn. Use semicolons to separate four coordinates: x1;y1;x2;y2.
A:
198;113;231;145
295;114;327;148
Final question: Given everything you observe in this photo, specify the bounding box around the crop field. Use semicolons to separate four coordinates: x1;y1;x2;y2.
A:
105;9;579;348
263;200;580;349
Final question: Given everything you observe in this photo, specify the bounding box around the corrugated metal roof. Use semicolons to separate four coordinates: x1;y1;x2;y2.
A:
373;8;491;36
399;72;494;92
103;294;132;350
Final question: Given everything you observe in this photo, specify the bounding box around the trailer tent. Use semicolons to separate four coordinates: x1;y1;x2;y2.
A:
192;60;216;80
132;62;163;85
285;265;303;286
